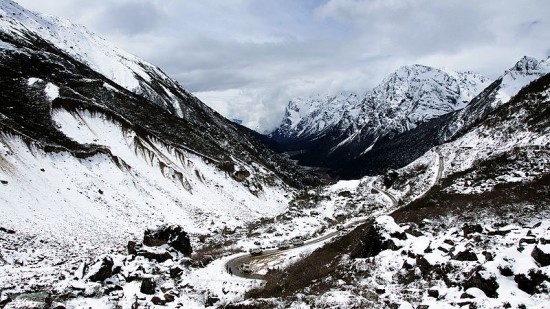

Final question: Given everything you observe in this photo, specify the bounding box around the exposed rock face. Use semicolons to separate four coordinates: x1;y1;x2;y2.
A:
351;216;405;258
143;224;192;255
140;277;156;295
462;224;483;236
463;271;499;298
531;245;550;266
127;241;138;255
453;249;478;261
136;247;173;263
87;256;114;282
514;270;549;294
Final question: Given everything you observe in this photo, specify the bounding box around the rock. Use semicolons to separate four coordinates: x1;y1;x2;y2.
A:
164;293;175;303
427;289;439;298
482;251;494;261
531;245;550;266
205;295;220;307
375;287;386;294
453;249;478;261
0;180;7;185
151;296;166;305
137;247;173;262
127;241;138;255
170;266;183;279
402;260;414;270
488;229;511;236
444;239;455;246
140;277;156;295
143;224;192;255
463;271;499;298
405;223;423;237
390;231;407;241
462;224;482;236
0;227;15;234
498;266;514;277
233;170;250;182
416;256;434;275
88;256;114;282
519;237;537;245
514;270;549;294
51;305;66;309
460;292;475;299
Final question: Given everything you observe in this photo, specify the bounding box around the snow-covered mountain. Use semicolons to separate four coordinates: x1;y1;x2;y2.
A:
270;65;490;172
239;58;550;309
0;0;192;118
440;56;550;141
0;1;318;305
334;56;550;178
271;91;361;142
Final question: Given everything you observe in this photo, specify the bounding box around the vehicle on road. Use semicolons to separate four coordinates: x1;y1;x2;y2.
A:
291;239;304;246
241;263;251;273
278;241;290;250
250;247;263;255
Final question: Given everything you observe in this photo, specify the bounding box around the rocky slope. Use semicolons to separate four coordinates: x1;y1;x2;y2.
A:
0;1;318;307
240;62;550;309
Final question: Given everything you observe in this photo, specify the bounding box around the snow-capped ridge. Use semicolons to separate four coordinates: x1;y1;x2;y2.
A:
0;0;193;118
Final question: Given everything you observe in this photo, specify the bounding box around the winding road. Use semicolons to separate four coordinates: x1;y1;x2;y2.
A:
225;186;400;279
226;152;445;279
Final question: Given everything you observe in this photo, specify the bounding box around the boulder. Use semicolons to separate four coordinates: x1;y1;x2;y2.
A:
427;289;439;298
164;293;175;303
151;296;166;305
127;241;138;255
140;277;156;295
531;245;550;267
233;170;251;182
137;247;173;262
170;266;183;279
205;295;220;307
462;224;482;236
514;270;549;294
463;271;499;298
143;224;192;255
453;249;478;261
87;256;114;282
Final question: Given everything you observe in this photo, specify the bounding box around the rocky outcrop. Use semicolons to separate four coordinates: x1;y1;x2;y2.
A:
531;245;550;267
140;277;156;295
143;224;192;255
87;256;114;282
463;271;499;298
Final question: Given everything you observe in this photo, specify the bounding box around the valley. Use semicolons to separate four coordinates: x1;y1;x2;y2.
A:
0;1;549;308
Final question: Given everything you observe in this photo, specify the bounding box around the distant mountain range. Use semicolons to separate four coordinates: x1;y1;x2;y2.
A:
269;57;549;178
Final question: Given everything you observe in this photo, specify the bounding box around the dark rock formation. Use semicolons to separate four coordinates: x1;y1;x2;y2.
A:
463;271;499;298
143;224;192;255
531;246;550;267
88;256;114;282
140;277;156;295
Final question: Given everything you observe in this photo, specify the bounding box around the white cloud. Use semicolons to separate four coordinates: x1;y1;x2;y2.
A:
13;0;550;132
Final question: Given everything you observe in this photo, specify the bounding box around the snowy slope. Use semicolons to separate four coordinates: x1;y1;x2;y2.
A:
0;0;193;117
441;56;550;140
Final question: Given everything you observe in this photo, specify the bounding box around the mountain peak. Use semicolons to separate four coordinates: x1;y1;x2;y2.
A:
510;56;547;75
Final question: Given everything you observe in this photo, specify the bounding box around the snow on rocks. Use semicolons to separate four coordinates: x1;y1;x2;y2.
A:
348;215;550;308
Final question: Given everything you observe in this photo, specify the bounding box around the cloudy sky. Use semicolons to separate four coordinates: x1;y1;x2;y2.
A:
15;0;550;132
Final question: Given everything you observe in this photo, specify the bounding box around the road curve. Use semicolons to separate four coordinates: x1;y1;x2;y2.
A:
225;186;400;279
225;227;344;279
